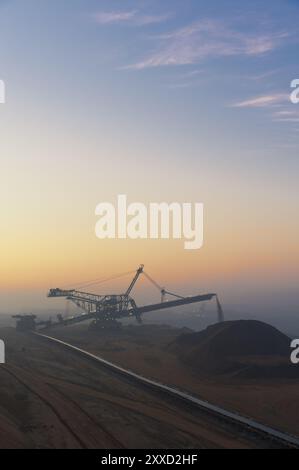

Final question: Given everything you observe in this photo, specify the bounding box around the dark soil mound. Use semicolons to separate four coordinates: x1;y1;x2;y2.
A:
169;320;298;378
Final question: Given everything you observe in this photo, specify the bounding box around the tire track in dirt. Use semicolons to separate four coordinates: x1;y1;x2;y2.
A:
2;365;87;448
2;364;121;449
1;329;281;449
18;358;212;448
44;375;254;449
46;383;125;448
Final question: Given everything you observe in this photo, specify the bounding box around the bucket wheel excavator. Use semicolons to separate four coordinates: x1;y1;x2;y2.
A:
45;265;224;330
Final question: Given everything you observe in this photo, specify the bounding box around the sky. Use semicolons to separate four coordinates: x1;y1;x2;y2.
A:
0;0;298;319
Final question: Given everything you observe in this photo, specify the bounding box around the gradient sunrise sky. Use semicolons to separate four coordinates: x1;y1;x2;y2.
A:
0;0;298;314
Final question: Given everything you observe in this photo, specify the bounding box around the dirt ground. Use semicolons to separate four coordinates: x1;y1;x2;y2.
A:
0;326;282;449
48;323;299;439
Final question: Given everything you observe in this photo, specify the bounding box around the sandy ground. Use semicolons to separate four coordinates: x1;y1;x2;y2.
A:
0;327;280;449
48;323;299;439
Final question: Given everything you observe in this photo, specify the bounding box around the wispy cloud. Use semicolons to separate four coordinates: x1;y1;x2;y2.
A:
94;10;171;26
126;19;289;69
232;93;299;129
231;93;288;108
273;117;299;122
94;11;136;25
247;69;280;81
272;110;299;117
167;69;205;90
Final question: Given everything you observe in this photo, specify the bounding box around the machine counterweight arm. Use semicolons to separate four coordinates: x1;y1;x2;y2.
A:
143;271;166;302
125;265;144;297
143;271;185;302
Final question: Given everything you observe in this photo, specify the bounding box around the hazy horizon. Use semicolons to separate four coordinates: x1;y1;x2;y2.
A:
0;0;298;321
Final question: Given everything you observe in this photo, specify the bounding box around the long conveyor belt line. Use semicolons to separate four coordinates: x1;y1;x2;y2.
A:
34;332;299;449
